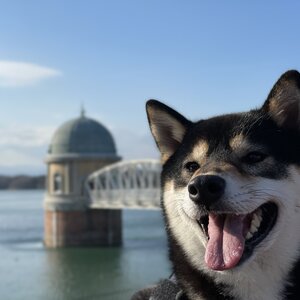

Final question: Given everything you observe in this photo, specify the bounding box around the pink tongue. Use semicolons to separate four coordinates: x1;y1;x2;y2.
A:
205;214;248;271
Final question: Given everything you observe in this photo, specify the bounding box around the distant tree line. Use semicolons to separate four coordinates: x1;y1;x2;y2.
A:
0;175;45;190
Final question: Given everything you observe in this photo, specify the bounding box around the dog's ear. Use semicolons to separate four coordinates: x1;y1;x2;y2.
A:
263;70;300;129
146;100;191;163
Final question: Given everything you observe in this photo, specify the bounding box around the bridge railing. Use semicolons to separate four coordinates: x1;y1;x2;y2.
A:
85;159;162;209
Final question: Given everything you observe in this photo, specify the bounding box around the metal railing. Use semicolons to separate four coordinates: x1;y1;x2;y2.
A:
85;159;161;209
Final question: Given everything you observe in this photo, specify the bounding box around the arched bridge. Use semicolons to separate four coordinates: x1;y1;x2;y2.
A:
85;159;161;209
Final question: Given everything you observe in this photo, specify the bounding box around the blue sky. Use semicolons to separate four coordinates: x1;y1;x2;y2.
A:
1;0;300;174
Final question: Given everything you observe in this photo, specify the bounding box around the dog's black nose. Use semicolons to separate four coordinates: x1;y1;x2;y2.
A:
188;175;225;207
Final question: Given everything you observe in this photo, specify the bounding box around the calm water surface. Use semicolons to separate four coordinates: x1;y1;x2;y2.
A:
0;190;170;300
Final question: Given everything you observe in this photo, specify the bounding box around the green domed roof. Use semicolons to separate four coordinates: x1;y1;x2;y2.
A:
49;114;117;156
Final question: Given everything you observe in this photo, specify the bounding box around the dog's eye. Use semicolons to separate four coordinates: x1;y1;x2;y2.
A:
243;151;267;164
184;161;200;173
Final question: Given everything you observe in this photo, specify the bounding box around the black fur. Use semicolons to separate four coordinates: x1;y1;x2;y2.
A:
283;257;300;299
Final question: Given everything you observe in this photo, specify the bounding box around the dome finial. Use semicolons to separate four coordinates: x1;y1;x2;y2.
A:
80;103;86;118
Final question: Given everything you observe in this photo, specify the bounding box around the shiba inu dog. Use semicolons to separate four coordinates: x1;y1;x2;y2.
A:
145;71;300;300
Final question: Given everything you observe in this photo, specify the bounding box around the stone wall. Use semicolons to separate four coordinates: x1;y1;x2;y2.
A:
44;209;122;247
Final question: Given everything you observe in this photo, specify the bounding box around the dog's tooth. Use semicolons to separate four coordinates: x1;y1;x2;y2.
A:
246;231;253;240
257;209;262;223
249;222;258;235
250;217;259;234
252;215;261;228
249;210;263;235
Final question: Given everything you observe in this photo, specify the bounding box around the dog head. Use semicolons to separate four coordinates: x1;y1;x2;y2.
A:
146;70;300;273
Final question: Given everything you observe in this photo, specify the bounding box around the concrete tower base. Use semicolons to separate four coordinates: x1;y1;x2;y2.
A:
44;209;122;247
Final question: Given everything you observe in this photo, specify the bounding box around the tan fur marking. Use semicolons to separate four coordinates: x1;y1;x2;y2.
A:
229;133;247;151
268;85;300;126
164;180;174;192
148;106;186;163
148;107;186;144
161;154;169;164
190;140;209;161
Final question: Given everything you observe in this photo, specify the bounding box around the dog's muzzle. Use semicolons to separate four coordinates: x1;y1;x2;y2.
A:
187;175;278;271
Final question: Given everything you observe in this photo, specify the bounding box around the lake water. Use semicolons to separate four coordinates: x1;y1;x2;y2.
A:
0;190;171;300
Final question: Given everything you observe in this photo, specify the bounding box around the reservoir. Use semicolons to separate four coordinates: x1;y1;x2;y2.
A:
0;190;170;300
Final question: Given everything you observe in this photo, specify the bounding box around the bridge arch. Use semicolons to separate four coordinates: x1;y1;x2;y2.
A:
85;159;162;209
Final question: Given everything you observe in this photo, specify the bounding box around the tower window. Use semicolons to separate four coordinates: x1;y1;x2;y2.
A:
54;173;63;193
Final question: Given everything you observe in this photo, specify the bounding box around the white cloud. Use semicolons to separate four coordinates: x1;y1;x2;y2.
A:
0;125;56;147
0;123;54;174
0;60;62;87
0;148;42;167
0;124;54;173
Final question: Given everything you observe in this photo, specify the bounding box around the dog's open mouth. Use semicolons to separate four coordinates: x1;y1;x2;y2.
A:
197;202;278;271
